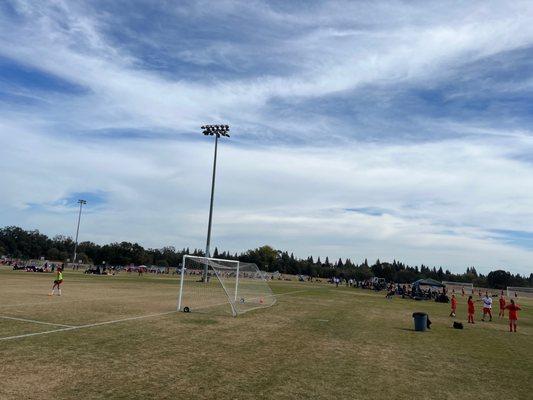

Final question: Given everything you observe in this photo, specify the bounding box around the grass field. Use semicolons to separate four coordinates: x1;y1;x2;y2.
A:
1;266;532;400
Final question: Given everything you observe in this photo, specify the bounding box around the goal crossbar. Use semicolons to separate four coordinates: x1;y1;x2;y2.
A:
506;286;533;298
177;255;275;316
442;281;474;287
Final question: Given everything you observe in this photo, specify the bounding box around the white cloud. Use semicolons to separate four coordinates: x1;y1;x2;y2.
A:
0;1;532;274
2;120;533;274
1;0;533;137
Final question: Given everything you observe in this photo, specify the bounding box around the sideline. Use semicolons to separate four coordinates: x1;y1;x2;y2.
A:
0;311;177;342
0;315;75;328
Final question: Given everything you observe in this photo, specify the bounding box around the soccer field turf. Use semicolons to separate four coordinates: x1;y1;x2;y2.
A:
1;266;532;399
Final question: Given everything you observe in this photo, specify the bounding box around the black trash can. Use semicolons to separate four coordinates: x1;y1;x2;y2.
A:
412;312;428;331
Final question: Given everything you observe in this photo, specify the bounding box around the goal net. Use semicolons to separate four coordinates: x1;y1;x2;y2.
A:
506;286;533;299
442;281;474;295
177;255;276;316
65;262;92;270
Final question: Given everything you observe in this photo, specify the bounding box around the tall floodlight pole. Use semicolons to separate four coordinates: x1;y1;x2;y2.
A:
72;199;87;264
201;124;230;281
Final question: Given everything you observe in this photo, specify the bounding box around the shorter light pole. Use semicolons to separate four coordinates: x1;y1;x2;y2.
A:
72;199;87;264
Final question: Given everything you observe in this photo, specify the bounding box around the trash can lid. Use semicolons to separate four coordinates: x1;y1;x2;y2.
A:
412;312;427;317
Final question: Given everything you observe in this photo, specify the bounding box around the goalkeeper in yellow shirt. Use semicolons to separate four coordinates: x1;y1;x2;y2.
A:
49;266;64;296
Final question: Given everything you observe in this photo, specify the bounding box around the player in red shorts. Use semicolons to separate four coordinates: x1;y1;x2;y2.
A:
449;294;457;317
467;295;475;323
481;292;493;322
498;294;506;318
504;299;521;332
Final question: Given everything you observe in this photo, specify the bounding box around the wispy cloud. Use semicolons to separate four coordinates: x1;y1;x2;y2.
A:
1;0;532;274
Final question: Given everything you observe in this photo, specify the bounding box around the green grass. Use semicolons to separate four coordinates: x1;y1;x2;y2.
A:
0;266;532;399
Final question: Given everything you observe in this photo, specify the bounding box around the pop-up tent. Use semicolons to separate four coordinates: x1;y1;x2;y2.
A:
411;278;447;301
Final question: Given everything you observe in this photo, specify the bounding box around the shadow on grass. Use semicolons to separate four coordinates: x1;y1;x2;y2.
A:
393;327;431;332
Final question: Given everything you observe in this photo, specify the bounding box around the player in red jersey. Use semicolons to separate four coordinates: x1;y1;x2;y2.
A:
467;295;475;323
449;294;457;317
498;295;506;318
504;299;521;332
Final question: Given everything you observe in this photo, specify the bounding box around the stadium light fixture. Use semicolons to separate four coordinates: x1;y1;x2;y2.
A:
72;199;87;264
201;124;230;137
201;124;230;281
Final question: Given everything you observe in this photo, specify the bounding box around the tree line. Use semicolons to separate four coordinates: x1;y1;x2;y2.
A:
1;226;531;289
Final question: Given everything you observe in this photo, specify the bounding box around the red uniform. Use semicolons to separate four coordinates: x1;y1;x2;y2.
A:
468;299;475;314
505;302;521;332
451;297;457;310
498;297;507;317
499;297;506;310
506;303;520;320
467;298;475;323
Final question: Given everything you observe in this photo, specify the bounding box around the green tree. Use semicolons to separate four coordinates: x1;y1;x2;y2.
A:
46;248;61;261
487;270;512;289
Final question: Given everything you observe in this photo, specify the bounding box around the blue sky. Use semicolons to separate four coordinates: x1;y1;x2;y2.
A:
0;0;532;275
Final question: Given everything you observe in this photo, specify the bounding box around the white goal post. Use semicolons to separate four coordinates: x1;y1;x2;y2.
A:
506;286;533;299
177;255;276;316
442;281;474;295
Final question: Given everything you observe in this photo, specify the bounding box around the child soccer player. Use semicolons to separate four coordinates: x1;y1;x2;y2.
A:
481;292;492;322
49;267;63;296
505;299;521;332
467;295;475;323
498;294;506;318
449;294;457;317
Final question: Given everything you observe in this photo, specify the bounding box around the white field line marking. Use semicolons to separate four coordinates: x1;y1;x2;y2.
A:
72;310;177;329
0;301;63;309
0;311;177;342
0;327;79;341
0;287;322;342
0;293;179;309
0;315;75;328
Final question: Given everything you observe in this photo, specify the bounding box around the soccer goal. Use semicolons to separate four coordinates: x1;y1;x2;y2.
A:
442;281;474;295
506;286;533;299
177;255;276;316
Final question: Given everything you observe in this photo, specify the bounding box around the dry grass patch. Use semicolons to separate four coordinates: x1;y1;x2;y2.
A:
0;268;531;399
